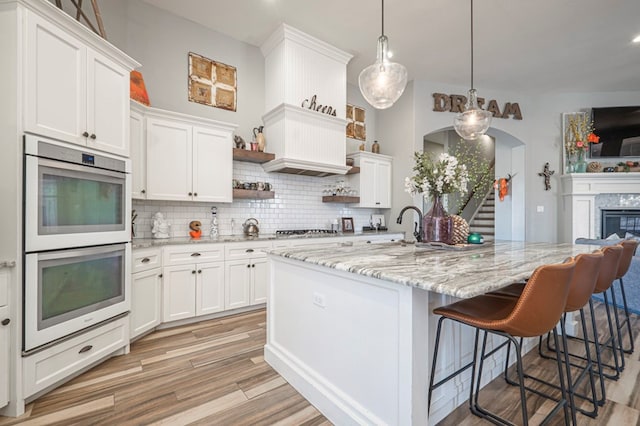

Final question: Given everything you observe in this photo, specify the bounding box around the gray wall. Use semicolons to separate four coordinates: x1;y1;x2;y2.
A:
68;0;266;142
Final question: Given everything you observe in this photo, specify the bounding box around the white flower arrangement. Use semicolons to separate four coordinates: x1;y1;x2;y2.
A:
405;152;469;199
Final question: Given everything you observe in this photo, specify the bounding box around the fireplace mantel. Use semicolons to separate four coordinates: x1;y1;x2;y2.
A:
560;173;640;242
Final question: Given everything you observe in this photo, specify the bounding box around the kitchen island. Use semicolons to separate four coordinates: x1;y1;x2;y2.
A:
265;240;597;425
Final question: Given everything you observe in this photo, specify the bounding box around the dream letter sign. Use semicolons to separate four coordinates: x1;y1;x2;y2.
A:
432;93;523;120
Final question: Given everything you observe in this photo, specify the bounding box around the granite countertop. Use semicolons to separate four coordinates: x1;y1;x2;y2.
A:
268;240;600;299
132;230;404;249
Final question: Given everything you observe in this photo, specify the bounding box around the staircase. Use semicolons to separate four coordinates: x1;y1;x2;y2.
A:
468;191;495;242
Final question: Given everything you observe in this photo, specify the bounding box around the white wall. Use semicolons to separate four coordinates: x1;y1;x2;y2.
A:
402;81;640;242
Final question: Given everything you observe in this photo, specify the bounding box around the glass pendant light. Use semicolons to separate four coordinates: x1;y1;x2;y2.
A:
454;0;492;140
358;0;408;110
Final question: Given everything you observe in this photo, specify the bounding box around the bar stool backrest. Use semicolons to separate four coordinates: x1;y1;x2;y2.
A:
565;251;604;312
497;259;576;338
593;245;623;294
616;239;639;279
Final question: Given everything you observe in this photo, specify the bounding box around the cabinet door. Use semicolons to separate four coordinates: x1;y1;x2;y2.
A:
196;262;225;316
131;268;162;339
250;258;269;305
162;264;196;322
192;126;232;203
130;109;146;199
375;160;392;208
0;267;9;409
0;304;8;409
225;260;251;310
359;157;378;208
25;11;86;145
86;50;130;156
146;118;193;201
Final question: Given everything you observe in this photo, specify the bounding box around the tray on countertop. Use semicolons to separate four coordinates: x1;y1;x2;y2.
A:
415;241;488;251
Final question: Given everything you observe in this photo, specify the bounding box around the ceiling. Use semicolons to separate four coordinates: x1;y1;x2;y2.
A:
139;0;640;93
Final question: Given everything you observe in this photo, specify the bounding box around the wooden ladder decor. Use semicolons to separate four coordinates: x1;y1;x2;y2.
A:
55;0;107;39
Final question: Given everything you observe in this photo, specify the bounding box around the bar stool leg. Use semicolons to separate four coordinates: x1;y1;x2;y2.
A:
588;298;607;405
593;294;623;380
428;317;480;414
616;277;634;354
608;287;626;371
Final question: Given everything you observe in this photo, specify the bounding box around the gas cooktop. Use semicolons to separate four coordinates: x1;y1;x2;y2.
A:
275;229;338;236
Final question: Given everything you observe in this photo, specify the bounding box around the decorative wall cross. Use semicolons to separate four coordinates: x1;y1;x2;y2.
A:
538;162;555;191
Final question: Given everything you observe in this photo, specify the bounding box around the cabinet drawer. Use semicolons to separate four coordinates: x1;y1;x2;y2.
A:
163;245;224;266
132;248;162;273
23;317;128;398
225;242;271;260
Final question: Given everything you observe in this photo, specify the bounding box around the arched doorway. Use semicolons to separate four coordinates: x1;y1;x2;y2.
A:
422;127;526;241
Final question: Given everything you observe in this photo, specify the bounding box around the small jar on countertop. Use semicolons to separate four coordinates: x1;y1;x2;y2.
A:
371;140;380;154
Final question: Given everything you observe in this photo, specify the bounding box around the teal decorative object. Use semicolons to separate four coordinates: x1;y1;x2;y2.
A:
467;233;484;244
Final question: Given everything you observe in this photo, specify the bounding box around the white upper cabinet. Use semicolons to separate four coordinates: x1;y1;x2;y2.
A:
24;11;136;157
129;103;146;199
347;152;393;209
143;108;236;203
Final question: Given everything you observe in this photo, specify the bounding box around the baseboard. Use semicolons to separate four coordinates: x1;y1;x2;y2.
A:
264;342;385;426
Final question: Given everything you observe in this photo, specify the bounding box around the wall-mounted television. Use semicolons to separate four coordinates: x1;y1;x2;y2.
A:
590;106;640;158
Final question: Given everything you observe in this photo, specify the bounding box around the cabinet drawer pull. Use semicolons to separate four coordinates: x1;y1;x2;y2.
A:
141;189;146;194
246;264;250;268
82;131;89;137
188;192;193;196
366;241;371;244
141;257;151;263
194;193;198;197
90;134;97;140
245;249;254;253
1;318;9;326
158;273;163;278
375;202;381;205
79;345;93;354
198;270;202;274
251;264;255;268
192;270;196;274
191;253;201;257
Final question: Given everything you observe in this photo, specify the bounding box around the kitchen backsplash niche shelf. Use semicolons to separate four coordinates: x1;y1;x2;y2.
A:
322;195;360;203
233;148;275;164
233;189;275;200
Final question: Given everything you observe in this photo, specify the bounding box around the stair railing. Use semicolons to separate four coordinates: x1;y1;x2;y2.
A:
457;159;495;221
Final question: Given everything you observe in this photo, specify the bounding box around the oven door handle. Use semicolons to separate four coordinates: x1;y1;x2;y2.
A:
35;243;127;262
37;157;125;180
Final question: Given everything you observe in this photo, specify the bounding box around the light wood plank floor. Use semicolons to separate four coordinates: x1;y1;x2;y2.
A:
0;303;638;425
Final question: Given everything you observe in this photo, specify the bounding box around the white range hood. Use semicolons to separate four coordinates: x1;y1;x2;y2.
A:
260;24;352;177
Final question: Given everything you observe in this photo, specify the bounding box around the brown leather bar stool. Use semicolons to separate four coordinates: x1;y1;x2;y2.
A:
428;259;576;425
612;239;639;354
490;252;604;422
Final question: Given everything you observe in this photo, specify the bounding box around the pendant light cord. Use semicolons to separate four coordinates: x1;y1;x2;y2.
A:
470;0;474;90
381;0;385;37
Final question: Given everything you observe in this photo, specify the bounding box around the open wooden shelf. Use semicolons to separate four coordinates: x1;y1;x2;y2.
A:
233;189;275;199
322;195;360;203
232;148;275;164
346;166;360;175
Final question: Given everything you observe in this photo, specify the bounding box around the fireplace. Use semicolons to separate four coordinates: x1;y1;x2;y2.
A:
560;173;640;243
601;209;640;238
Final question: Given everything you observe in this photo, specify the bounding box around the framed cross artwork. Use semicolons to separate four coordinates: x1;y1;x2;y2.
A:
188;52;237;111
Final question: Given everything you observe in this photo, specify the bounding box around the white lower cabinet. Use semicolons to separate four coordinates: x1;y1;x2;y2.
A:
0;267;10;409
163;262;225;322
225;242;270;309
23;316;128;398
225;258;267;307
131;248;162;339
130;268;162;339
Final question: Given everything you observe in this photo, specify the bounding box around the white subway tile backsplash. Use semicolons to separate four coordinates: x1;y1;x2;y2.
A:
133;161;383;239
